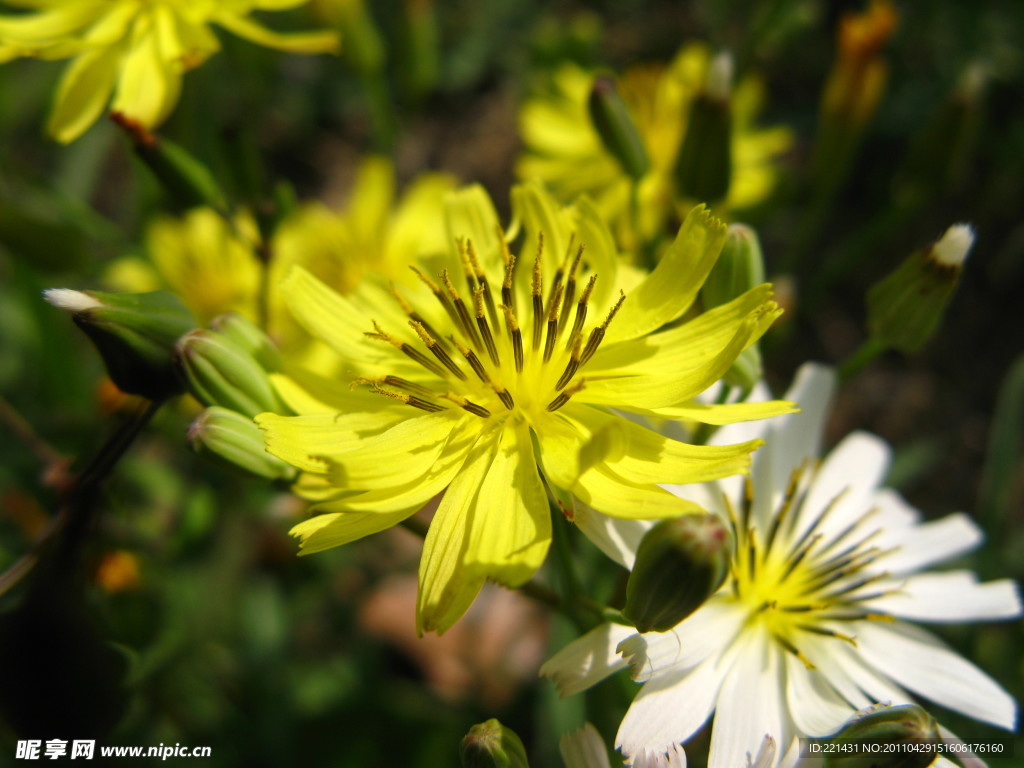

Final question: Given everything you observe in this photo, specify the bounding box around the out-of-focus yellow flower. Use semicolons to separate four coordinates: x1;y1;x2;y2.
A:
95;550;141;593
105;157;456;355
518;43;791;250
0;0;339;143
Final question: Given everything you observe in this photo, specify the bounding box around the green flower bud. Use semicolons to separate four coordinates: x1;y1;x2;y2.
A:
588;76;650;181
702;224;767;390
188;407;296;481
673;52;733;204
866;224;973;353
623;514;731;633
460;719;530;768
175;330;287;418
209;314;282;370
44;289;196;400
397;0;440;103
111;113;227;214
821;704;939;768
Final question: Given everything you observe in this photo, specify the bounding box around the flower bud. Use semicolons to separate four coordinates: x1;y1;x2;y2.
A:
673;52;733;204
397;0;440;103
312;0;385;76
460;719;530;768
111;113;227;214
702;224;767;389
866;224;973;353
821;704;939;768
209;314;282;370
44;288;196;400
175;329;287;417
623;514;731;633
588;76;650;181
188;407;296;481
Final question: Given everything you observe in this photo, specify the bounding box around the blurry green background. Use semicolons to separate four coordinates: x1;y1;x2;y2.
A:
0;1;1022;765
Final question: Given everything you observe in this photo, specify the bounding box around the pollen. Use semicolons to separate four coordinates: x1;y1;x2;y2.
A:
359;234;621;425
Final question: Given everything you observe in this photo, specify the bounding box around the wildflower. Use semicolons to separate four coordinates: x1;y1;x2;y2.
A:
104;157;455;349
0;0;338;143
517;43;791;248
542;363;1019;766
257;182;790;633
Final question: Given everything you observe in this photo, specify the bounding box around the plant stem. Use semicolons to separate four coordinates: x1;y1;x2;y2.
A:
838;336;887;381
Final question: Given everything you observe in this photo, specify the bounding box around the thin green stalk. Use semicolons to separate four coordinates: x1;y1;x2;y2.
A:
838;337;887;382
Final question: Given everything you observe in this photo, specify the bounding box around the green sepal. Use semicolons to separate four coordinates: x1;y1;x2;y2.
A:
820;704;940;768
460;719;530;768
588;75;650;181
188;407;297;482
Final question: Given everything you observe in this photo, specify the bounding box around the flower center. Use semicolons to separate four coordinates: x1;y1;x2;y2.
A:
726;469;896;668
360;235;624;426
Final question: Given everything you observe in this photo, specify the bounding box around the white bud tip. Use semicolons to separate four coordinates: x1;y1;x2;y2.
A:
932;223;974;267
705;51;734;101
42;288;102;313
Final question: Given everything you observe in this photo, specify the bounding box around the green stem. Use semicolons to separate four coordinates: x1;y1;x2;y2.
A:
837;337;887;382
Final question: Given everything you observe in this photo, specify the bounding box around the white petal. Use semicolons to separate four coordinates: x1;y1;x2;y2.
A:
631;743;688;768
877;513;984;575
560;723;612;768
745;736;776;768
618;601;745;683
541;623;636;697
794;432;890;543
863;572;1021;622
784;652;857;736
822;641;913;708
616;655;728;758
871;488;920;528
708;638;786;768
856;621;1017;730
575;505;652;570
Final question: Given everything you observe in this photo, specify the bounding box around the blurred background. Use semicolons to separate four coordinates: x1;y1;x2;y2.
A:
0;0;1021;765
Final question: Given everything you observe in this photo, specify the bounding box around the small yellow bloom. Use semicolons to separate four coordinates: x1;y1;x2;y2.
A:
517;43;792;249
104;157;456;354
0;0;339;143
258;182;794;633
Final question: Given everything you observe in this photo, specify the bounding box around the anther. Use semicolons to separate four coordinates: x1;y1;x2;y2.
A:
367;322;449;379
566;274;597;350
443;392;491;419
501;252;517;312
411;321;466;380
559;244;585;331
579;290;625;366
370;385;447;413
555;335;582;390
466;239;499;327
501;304;524;373
442;269;483;349
531;242;544;351
474;286;500;365
547;379;586;412
543;282;564;363
492;385;515;411
450;337;490;383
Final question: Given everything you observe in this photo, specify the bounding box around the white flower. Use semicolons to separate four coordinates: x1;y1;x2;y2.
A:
542;363;1020;768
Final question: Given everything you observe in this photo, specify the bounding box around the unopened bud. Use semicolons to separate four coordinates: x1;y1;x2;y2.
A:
821;704;939;768
111;113;227;214
673;52;733;204
460;719;530;768
209;314;282;370
175;330;287;417
623;514;731;633
866;224;973;353
44;288;195;400
702;224;767;389
588;76;650;181
397;0;440;103
188;407;296;481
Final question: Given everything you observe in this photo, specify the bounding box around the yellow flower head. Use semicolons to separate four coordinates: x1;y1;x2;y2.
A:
0;0;338;143
517;43;792;248
257;182;794;634
104;157;456;353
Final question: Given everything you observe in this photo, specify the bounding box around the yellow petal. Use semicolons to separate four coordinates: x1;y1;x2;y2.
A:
290;508;415;553
575;463;705;520
417;432;498;634
603;204;727;344
645;398;797;425
110;16;182;128
443;184;504;276
213;12;339;54
46;44;120;143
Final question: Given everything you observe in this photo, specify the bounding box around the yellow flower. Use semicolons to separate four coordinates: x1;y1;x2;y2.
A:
517;43;791;248
0;0;338;143
257;182;794;634
104;156;456;352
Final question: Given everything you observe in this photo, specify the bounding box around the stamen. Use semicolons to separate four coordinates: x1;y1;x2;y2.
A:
545;233;573;315
442;270;483;349
367;322;448;379
775;636;816;670
796;625;857;646
450;337;490;383
501;305;524;373
543;282;564;363
443;392;491;419
555;335;583;390
559;244;585;333
492;385;515;411
501;252;517;311
531;240;544;351
466;239;499;327
371;385;446;412
456;238;479;291
579;290;625;366
474;286;500;365
566;275;597;351
352;375;435;398
411;321;466;380
547;379;586;412
389;284;447;348
411;265;460;330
